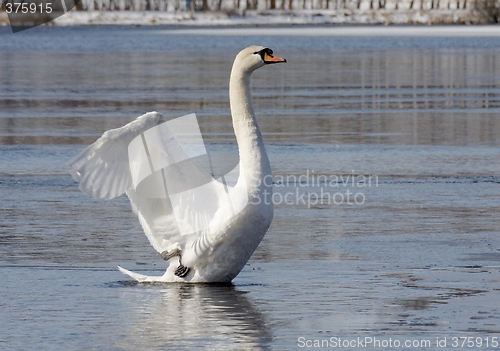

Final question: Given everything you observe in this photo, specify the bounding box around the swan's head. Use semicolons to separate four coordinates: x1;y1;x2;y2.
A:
233;45;287;74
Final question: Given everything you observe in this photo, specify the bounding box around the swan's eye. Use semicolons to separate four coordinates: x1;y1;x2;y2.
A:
253;48;272;54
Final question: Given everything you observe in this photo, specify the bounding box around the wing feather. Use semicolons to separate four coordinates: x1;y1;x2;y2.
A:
69;111;165;200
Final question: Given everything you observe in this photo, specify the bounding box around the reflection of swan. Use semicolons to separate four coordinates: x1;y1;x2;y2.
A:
69;46;286;282
116;284;271;350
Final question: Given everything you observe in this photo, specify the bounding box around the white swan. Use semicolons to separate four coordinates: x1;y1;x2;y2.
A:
69;46;286;283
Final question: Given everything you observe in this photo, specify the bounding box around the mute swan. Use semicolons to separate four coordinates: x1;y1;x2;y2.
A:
69;46;286;283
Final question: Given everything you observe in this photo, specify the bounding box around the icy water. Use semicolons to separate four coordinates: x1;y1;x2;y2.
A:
1;26;500;350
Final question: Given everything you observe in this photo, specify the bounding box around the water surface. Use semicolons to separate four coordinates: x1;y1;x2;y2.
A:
1;26;499;350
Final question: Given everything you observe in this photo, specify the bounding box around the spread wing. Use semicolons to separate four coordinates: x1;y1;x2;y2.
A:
69;111;165;200
69;112;247;254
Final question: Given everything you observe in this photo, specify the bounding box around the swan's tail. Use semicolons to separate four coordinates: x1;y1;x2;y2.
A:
117;266;167;282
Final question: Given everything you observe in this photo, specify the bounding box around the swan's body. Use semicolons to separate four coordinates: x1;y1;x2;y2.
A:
69;46;286;283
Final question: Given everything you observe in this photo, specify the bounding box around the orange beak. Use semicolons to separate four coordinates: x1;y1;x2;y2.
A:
263;51;287;64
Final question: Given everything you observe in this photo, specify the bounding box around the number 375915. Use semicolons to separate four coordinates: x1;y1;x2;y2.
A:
5;2;53;13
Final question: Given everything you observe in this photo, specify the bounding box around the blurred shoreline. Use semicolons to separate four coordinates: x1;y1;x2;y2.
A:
0;8;497;27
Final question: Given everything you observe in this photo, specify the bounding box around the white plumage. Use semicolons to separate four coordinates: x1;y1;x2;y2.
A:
69;46;286;282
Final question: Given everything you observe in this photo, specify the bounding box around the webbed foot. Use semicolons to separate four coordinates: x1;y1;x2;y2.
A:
175;264;190;277
161;248;182;261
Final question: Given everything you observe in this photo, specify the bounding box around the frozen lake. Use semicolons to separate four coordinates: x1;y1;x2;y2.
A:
0;26;499;350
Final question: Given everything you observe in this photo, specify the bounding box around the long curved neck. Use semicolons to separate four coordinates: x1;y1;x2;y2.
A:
229;67;271;190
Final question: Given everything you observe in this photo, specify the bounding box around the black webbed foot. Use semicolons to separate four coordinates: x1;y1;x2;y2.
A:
175;264;190;277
